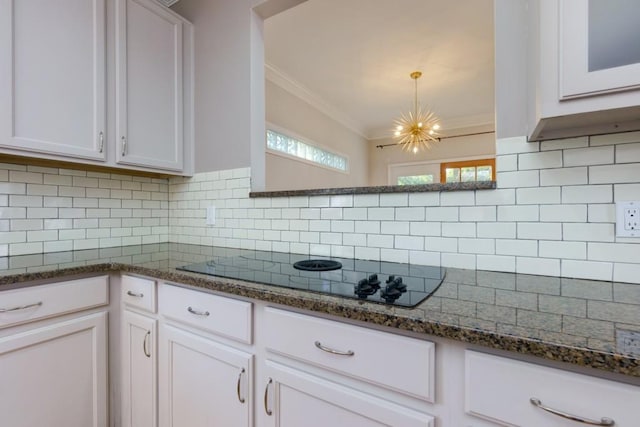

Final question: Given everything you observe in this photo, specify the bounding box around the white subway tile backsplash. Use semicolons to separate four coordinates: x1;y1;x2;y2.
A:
408;192;439;206
425;206;458;221
518;151;562;170
563;223;614;242
496;239;538;256
441;191;475;206
496;170;539;188
589;164;638;184
497;205;539;222
562;185;612;203
516;187;560;205
587;204;615;223
496;154;517;172
614;263;640;283
442;222;476;237
367;207;395;221
410;222;441;236
496;136;539;155
395;236;424;250
477;254;515;272
517;222;562;240
353;194;379;207
562;260;612;281
396;207;425;221
458;238;495;254
477;222;516;239
615;142;640;164
380;221;409;235
539;167;587;187
539;204;587;222
540;136;588;151
475;189;515;206
380;193;408;207
539;240;586;259
442;253;476;269
590;131;640;146
564;146;613;167
516;257;560;276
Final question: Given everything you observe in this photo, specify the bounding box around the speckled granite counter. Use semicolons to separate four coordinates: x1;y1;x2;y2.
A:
1;243;639;378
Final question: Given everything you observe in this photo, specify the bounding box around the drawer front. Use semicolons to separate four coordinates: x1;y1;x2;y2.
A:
264;307;435;402
465;351;640;427
158;284;252;344
121;275;156;313
0;276;109;329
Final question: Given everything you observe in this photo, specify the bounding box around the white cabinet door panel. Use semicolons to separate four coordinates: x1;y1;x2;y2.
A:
0;0;106;160
0;312;108;427
115;0;183;171
122;310;157;427
158;324;252;427
263;361;434;427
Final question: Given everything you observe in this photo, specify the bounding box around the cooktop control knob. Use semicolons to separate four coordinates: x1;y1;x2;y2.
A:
354;274;382;299
381;276;407;303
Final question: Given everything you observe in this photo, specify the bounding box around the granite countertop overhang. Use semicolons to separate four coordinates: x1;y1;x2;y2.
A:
1;243;639;379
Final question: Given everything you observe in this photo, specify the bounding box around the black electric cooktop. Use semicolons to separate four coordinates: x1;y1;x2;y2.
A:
177;250;446;308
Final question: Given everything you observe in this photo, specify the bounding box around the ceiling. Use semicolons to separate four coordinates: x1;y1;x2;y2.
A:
264;0;495;140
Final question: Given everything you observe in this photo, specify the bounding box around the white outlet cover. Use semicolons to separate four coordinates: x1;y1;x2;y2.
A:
616;201;639;237
206;206;216;226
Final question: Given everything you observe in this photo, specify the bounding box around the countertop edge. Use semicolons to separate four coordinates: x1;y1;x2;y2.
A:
2;262;638;378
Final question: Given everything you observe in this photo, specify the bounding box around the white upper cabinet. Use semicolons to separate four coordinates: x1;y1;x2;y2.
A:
0;0;107;160
559;0;640;99
115;0;184;172
529;0;640;140
0;0;192;175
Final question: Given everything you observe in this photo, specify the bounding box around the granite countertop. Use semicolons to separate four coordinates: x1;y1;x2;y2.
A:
1;243;639;378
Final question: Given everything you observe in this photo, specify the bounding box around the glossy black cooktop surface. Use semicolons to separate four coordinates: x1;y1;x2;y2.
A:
177;250;445;307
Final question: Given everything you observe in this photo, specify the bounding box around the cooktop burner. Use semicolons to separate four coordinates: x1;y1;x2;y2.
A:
177;250;445;308
293;259;343;271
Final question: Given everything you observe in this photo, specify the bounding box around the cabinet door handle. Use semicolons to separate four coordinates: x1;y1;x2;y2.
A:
264;378;273;416
530;398;615;426
0;301;43;313
143;330;151;358
187;306;210;317
98;131;104;153
126;290;144;298
236;368;246;403
314;340;355;356
121;136;127;156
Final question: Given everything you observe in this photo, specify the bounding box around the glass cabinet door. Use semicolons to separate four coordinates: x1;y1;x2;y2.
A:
559;0;640;99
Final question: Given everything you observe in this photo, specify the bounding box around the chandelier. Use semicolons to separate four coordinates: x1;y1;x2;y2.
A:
393;71;440;153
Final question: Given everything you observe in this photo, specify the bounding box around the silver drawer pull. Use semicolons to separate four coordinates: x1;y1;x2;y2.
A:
143;330;151;358
0;301;43;313
314;340;355;356
187;306;210;317
126;290;144;298
237;368;246;404
264;378;273;416
530;398;615;426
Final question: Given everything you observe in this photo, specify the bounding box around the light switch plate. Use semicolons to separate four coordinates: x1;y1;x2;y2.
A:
616;201;639;237
206;206;216;226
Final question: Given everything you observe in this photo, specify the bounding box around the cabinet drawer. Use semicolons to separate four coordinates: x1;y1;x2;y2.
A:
121;275;156;313
264;307;435;402
0;276;109;329
465;351;640;427
158;284;252;344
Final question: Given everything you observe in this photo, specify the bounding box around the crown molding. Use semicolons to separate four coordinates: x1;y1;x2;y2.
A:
265;62;368;138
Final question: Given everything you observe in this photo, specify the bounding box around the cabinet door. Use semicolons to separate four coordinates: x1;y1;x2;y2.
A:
0;312;108;427
262;361;434;427
158;324;252;427
560;0;640;99
115;0;184;171
0;0;106;160
122;310;157;427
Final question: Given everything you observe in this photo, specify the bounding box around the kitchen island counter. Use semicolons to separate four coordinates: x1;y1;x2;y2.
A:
1;243;638;378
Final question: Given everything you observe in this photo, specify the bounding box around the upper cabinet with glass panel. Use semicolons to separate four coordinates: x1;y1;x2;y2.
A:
529;0;640;141
262;0;496;192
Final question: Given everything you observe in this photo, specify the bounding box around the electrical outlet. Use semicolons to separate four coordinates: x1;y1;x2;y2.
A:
616;201;640;237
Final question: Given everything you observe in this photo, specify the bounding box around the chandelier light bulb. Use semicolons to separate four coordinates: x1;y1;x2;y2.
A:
392;71;440;153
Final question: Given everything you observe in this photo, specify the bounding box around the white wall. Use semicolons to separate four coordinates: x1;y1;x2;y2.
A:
368;129;496;186
265;80;369;190
168;132;640;284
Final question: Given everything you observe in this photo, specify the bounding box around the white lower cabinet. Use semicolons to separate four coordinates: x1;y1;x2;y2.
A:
465;351;640;427
262;360;434;427
158;323;252;427
0;312;108;427
122;310;157;427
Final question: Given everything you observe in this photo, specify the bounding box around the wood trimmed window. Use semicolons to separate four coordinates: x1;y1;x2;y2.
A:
440;158;496;183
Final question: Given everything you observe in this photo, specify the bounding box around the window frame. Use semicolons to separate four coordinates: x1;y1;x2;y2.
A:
440;158;496;183
265;123;350;174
